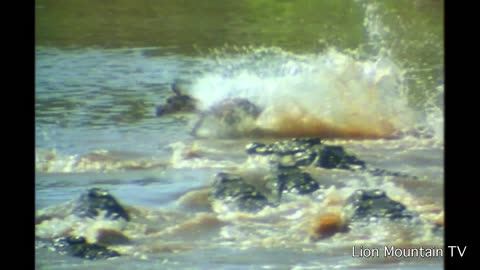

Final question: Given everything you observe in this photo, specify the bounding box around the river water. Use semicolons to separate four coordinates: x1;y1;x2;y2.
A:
35;0;444;269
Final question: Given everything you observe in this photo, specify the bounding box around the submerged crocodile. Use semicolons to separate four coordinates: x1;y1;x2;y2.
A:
37;139;426;259
210;137;418;214
37;188;130;260
344;189;415;221
246;137;366;170
246;137;415;177
38;185;423;259
53;236;121;260
73;187;130;221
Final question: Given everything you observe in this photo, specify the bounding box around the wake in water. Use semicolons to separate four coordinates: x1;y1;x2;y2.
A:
188;48;436;140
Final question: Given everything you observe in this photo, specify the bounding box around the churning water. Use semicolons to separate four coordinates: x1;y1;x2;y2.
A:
36;0;443;269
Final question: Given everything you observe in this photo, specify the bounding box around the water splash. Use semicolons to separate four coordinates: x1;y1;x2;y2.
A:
190;48;413;139
35;148;165;173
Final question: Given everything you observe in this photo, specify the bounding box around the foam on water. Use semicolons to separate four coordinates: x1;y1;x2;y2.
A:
35;148;167;173
167;141;241;169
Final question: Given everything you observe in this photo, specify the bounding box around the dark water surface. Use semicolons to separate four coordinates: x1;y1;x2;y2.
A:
36;0;444;269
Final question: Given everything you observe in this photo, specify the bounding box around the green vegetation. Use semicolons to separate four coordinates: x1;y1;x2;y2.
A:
35;0;365;53
36;0;443;107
